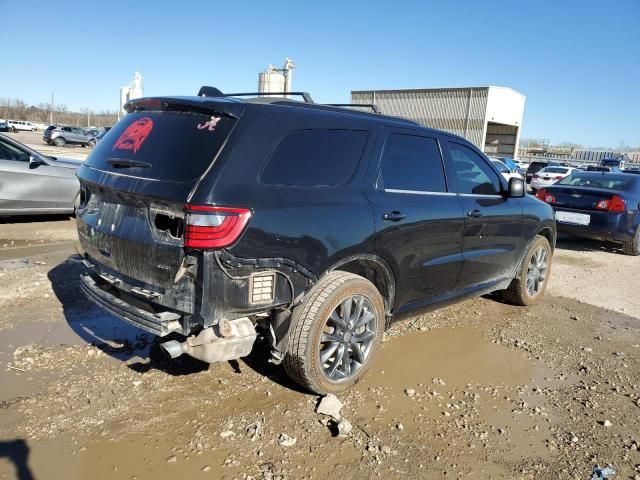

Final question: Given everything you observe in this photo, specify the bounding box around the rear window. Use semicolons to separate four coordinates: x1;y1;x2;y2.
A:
543;167;568;173
260;129;367;187
557;174;636;191
84;111;236;182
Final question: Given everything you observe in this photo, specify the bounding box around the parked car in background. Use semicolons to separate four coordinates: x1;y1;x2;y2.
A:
526;161;562;183
514;158;530;170
84;128;100;137
535;171;640;255
490;158;524;182
530;166;576;192
43;125;96;148
600;157;625;172
0;133;81;216
586;165;611;172
7;120;37;132
75;89;555;394
0;121;9;132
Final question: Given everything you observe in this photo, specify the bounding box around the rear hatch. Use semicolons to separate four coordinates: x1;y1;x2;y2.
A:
76;97;243;288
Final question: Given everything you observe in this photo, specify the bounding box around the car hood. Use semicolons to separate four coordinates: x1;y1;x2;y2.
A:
49;157;83;169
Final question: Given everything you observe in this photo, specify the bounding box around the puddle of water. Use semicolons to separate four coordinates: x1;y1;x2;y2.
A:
0;242;75;261
356;326;555;462
0;434;239;480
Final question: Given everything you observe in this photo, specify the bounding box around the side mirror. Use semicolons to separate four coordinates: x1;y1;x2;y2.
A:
508;177;525;198
29;155;45;168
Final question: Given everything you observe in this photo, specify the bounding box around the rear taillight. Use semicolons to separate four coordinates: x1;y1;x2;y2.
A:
595;195;625;213
535;189;556;204
532;174;539;179
554;175;564;180
184;204;252;249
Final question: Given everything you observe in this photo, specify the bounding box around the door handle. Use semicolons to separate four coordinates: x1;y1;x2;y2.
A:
383;211;406;222
467;209;483;218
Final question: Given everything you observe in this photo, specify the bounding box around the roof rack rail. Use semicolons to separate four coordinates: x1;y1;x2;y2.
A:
225;91;314;103
197;86;315;104
326;103;381;114
196;87;382;114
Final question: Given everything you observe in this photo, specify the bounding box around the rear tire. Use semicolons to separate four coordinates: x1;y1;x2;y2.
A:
502;235;552;306
54;137;65;147
622;227;640;256
284;271;385;395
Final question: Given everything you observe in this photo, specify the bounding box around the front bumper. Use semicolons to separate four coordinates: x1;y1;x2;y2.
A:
554;207;637;243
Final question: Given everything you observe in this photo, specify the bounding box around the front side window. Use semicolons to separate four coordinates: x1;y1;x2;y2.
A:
448;142;501;195
260;129;368;187
378;134;447;192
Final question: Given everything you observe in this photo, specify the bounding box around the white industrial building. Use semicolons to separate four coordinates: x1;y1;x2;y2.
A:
119;72;144;117
258;58;295;95
351;86;526;159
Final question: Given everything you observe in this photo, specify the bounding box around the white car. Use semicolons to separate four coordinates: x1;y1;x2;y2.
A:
490;158;524;182
7;120;37;132
513;158;529;170
530;166;576;191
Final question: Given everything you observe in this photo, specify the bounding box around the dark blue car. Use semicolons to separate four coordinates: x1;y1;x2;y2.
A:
535;171;640;255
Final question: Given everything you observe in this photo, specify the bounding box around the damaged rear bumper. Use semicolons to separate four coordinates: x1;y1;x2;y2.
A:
80;273;183;336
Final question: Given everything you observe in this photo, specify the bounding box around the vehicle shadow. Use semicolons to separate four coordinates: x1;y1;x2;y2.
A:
0;214;72;224
239;334;309;394
556;235;623;255
0;439;34;480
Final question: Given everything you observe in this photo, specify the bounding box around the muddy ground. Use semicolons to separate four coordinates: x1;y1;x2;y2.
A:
0;217;639;480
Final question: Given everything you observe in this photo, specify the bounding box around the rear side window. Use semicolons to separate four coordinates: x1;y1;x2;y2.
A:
84;111;236;182
378;134;447;192
260;129;367;187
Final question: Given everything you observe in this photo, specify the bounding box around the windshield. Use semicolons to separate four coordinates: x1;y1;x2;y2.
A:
557;174;635;191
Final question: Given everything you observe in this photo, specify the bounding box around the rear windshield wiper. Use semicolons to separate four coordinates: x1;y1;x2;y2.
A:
106;158;152;169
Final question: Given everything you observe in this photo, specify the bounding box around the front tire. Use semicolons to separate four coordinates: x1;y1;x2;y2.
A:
502;235;552;306
54;137;66;147
622;227;640;256
284;271;385;395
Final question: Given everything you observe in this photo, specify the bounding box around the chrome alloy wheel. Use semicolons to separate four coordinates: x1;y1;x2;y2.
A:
318;295;377;382
526;246;548;296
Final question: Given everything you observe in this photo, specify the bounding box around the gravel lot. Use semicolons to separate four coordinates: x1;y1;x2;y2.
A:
0;216;639;479
4;130;92;160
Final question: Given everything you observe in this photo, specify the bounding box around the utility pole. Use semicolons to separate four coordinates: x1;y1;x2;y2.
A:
87;109;90;127
50;92;54;125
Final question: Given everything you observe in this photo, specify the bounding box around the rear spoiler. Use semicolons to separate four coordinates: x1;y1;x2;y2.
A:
124;96;244;119
196;86;381;114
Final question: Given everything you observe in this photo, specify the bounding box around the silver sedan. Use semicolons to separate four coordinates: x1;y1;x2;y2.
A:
0;133;82;215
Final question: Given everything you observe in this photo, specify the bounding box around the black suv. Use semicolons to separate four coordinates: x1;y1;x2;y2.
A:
75;89;556;394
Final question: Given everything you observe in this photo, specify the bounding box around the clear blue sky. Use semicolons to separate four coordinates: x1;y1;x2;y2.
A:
1;0;638;147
